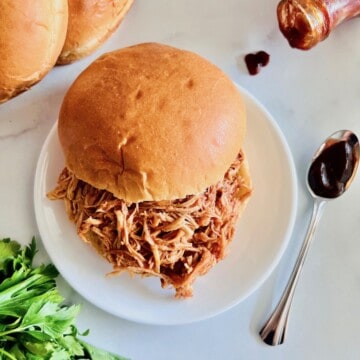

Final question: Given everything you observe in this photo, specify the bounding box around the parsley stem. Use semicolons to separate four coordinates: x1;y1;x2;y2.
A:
0;326;27;337
0;347;17;360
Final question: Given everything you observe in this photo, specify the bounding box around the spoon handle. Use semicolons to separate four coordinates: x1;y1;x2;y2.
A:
259;198;326;346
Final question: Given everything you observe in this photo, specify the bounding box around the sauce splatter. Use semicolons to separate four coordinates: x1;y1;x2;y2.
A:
244;51;270;75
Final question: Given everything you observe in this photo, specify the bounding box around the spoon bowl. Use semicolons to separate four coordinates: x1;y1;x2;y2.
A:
307;130;359;199
259;130;359;346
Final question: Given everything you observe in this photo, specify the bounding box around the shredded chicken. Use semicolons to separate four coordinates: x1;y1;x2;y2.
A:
48;152;251;298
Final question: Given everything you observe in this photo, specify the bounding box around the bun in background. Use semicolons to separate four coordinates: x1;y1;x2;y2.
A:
57;0;134;65
0;0;68;103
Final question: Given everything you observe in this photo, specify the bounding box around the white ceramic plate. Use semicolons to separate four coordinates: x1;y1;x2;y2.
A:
34;85;297;325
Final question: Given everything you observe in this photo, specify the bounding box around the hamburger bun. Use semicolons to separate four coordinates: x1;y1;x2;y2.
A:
58;42;247;202
0;0;68;103
57;0;134;65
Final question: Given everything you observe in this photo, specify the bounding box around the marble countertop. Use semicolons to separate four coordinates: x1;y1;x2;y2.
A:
1;1;359;359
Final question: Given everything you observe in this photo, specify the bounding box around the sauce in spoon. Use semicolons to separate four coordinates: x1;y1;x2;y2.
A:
308;133;359;198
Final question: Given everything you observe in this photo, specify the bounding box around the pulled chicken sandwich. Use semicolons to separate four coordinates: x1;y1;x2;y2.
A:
48;43;252;298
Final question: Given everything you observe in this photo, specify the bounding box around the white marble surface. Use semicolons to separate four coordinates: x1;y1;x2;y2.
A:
1;1;359;359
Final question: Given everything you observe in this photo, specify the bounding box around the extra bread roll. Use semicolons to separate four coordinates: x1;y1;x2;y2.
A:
0;0;68;103
59;42;247;202
57;0;134;65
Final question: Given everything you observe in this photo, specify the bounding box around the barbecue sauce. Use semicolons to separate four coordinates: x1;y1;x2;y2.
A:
244;51;270;75
308;135;358;198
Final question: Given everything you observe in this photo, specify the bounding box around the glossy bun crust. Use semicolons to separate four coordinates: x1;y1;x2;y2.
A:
58;43;247;202
57;0;134;64
0;0;68;103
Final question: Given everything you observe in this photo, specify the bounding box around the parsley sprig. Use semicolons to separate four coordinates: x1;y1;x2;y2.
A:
0;237;128;360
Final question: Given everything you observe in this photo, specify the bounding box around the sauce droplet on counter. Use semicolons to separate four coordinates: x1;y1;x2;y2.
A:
308;136;358;198
244;51;270;75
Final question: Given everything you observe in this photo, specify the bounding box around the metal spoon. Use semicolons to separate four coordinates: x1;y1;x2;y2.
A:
259;129;360;346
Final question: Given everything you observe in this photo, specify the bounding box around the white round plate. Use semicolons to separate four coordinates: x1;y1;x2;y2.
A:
34;84;297;325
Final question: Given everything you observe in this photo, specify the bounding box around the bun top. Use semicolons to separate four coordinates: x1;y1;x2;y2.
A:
57;0;134;65
58;42;246;202
0;0;68;103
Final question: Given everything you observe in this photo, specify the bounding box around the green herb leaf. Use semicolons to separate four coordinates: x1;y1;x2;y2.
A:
78;338;130;360
0;238;130;360
21;299;80;339
0;273;58;318
0;239;20;271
